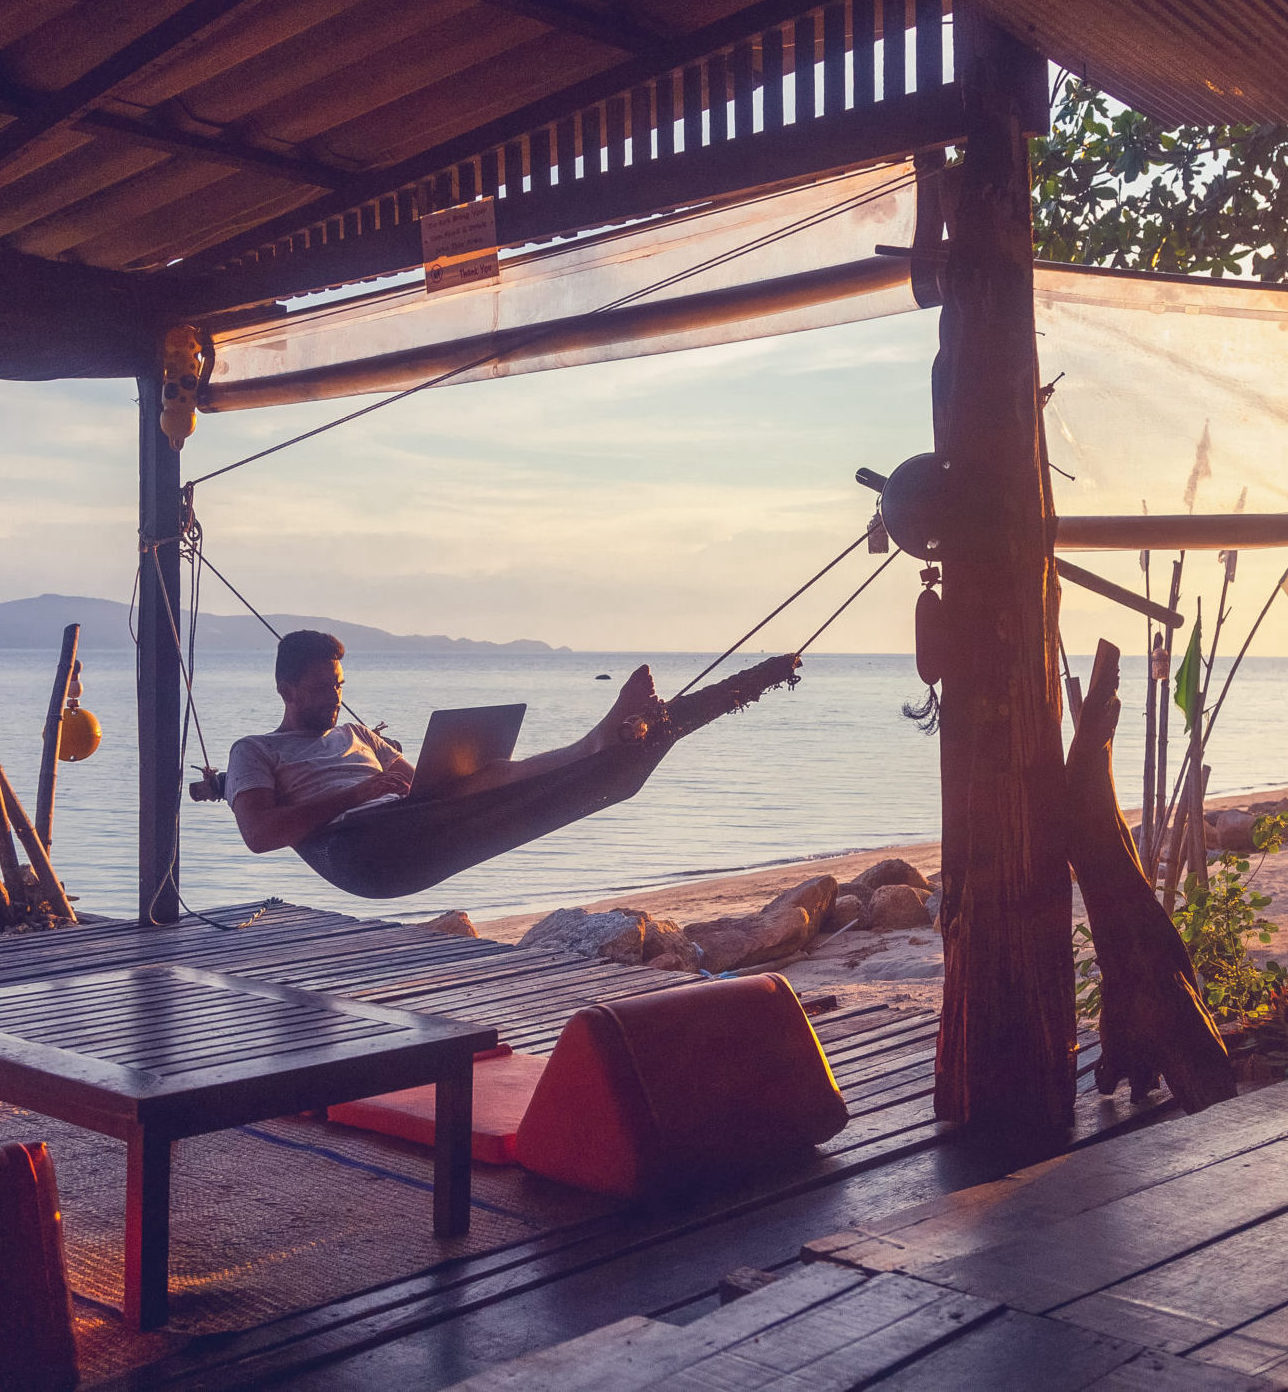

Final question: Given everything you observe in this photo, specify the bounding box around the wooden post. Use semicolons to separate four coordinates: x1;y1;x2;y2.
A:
34;624;79;851
933;10;1075;1139
137;370;183;924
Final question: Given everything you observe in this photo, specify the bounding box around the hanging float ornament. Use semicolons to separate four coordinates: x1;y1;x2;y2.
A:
160;324;205;450
913;566;946;685
901;565;945;734
57;665;101;762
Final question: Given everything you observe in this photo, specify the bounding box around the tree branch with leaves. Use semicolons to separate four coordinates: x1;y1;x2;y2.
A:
1032;79;1288;282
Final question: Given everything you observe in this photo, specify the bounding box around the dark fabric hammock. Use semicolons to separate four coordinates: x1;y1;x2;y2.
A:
294;653;800;898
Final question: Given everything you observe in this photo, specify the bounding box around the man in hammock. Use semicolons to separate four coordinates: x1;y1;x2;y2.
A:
226;629;660;855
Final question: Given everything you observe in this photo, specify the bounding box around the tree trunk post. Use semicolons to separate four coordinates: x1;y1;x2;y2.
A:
933;9;1075;1139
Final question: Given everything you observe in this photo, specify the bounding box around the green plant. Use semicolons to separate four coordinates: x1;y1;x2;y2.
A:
1032;79;1288;282
1073;920;1101;1022
1172;812;1288;1023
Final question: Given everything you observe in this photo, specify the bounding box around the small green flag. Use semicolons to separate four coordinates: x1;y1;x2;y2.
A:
1174;619;1203;734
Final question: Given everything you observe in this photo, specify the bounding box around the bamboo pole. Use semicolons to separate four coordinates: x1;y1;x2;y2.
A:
34;624;79;851
0;791;24;923
1148;559;1184;877
1142;633;1159;861
1057;514;1288;551
0;768;75;922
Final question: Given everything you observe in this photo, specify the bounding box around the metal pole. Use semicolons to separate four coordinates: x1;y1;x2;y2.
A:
137;371;182;924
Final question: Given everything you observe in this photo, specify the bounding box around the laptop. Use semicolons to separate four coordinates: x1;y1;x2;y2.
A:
408;703;527;799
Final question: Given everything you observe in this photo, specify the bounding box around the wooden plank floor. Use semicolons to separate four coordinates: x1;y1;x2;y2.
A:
443;1085;1288;1391
0;903;1181;1390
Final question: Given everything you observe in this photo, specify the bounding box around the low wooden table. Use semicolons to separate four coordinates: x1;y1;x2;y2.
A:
0;963;497;1329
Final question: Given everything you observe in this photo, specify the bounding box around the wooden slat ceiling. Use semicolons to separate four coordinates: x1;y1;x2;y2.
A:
0;0;783;275
1;0;1283;286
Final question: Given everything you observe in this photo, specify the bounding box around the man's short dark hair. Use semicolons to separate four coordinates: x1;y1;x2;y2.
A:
276;630;344;686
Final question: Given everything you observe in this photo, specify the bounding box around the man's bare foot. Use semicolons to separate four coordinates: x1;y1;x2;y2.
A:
589;664;663;752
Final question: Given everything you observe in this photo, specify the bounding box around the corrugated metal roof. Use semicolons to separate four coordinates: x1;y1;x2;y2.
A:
980;0;1288;127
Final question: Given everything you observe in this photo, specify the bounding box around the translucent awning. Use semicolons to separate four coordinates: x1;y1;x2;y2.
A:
201;163;920;412
1036;263;1288;523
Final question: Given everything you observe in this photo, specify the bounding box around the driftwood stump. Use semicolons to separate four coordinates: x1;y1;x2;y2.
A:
1065;640;1235;1112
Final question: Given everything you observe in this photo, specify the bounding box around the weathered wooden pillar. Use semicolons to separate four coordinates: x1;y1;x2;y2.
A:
933;11;1075;1138
137;370;182;924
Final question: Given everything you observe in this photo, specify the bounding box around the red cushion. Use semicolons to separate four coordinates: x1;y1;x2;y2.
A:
328;1046;546;1166
514;973;849;1197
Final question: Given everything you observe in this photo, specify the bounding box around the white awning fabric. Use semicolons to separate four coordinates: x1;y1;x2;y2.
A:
202;163;920;411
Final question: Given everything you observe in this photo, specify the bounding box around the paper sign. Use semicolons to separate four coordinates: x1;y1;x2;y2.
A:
421;198;500;293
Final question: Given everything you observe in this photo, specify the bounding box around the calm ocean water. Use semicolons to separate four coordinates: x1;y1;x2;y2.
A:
2;647;1286;923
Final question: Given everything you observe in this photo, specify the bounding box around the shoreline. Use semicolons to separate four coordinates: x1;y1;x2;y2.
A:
473;785;1288;1016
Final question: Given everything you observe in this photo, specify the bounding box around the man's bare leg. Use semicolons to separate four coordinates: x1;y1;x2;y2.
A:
449;666;662;796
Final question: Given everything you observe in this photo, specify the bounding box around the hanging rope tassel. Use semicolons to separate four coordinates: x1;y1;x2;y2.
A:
902;565;944;735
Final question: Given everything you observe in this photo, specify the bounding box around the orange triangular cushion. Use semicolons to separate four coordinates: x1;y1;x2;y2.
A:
515;974;849;1197
328;1046;546;1165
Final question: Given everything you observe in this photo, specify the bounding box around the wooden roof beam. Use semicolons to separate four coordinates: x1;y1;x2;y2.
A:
0;82;349;190
0;0;263;171
481;0;670;54
80;110;347;191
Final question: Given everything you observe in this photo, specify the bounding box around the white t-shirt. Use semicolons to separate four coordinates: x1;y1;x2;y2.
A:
225;724;402;822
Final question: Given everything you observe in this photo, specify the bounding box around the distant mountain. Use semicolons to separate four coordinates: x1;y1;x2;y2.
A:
0;594;571;655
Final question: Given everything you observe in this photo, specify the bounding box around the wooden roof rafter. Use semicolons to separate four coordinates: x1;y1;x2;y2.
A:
480;0;674;55
0;0;264;170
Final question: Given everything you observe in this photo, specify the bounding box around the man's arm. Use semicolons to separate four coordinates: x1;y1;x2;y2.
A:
233;759;413;853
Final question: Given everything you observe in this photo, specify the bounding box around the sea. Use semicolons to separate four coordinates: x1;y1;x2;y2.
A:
2;648;1286;924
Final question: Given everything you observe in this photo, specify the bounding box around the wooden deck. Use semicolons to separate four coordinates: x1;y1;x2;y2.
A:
452;1083;1288;1389
0;902;1193;1389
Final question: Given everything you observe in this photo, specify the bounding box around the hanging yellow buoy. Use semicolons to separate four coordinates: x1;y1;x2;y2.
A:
56;666;101;761
58;706;101;761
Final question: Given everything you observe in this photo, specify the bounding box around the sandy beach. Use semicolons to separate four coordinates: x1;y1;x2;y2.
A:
476;787;1288;1014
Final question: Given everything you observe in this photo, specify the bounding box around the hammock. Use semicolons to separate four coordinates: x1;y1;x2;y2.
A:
294;654;801;898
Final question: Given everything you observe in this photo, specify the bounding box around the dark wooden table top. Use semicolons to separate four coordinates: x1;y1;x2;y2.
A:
0;963;497;1139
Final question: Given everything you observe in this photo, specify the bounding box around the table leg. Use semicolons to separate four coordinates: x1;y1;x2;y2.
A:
434;1056;474;1237
124;1127;172;1330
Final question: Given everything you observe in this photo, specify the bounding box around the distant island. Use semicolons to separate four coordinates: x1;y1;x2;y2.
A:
0;595;571;655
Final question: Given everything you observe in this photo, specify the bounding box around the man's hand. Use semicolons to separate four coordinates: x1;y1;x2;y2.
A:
233;757;413;855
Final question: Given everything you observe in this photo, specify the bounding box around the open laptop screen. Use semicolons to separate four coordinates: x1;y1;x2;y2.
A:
409;704;526;799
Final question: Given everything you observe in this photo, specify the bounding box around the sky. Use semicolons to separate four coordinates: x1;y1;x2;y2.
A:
2;267;1286;659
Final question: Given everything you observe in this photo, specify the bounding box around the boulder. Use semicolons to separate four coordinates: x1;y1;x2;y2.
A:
824;893;869;933
520;907;647;963
1213;810;1257;854
844;858;932;896
641;914;701;972
684;876;837;975
519;907;699;971
869;883;932;932
418;910;478;937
